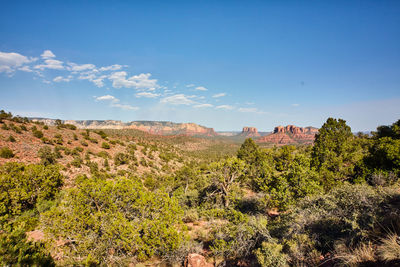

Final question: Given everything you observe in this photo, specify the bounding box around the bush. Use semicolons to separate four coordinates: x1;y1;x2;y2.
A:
7;135;16;142
0;162;63;218
38;146;57;165
32;130;44;139
43;125;49;130
80;140;88;146
0;147;14;158
0;229;55;266
70;156;83;168
101;142;110;149
114;152;129;166
255;242;288;267
41;175;187;264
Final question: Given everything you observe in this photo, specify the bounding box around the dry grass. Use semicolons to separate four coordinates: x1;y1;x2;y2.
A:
378;234;400;262
335;242;376;266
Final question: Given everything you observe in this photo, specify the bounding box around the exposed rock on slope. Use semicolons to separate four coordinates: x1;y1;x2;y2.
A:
31;119;217;136
258;125;318;145
240;127;260;137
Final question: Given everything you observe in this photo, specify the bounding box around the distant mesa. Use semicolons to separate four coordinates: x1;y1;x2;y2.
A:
31;118;217;137
258;125;318;145
240;127;260;137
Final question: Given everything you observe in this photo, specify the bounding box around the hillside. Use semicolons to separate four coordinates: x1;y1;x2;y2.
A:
1;112;399;267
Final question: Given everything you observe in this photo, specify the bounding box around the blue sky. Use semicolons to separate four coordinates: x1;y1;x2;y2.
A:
1;1;399;131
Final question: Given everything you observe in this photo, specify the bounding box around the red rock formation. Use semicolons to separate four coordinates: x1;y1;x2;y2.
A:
241;126;260;137
185;254;213;267
259;125;318;145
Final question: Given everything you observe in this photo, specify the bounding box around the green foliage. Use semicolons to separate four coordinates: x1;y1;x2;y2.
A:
43;125;48;130
38;146;57;165
0;229;54;266
206;157;246;208
311;118;357;188
0;147;14;158
101;141;110;149
71;156;83;167
114;152;130;166
255;242;288;267
0;162;63;219
41;175;187;264
32;129;44;139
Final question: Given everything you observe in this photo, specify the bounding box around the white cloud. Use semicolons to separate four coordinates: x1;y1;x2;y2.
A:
136;92;160;98
292;103;300;107
0;51;34;73
195;86;208;91
238;107;266;114
41;50;56;59
42;80;51;84
212;93;226;98
99;64;122;71
18;66;33;72
78;73;106;87
111;103;139;110
194;103;213;108
53;76;70;82
68;63;96;72
160;94;196;105
109;71;158;90
216;105;234;110
94;95;138;110
34;59;64;70
95;95;118;101
186;84;195;87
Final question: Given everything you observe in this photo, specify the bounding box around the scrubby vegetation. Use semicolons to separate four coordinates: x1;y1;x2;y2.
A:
0;111;399;266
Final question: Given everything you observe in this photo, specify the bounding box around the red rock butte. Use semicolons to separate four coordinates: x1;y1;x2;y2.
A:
241;126;260;137
258;125;318;145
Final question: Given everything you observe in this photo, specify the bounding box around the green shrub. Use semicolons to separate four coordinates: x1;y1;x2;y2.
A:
43;125;49;130
38;146;57;165
101;142;110;149
255;242;288;267
0;147;14;158
7;135;16;142
114;152;129;166
71;156;83;168
0;229;55;266
32;130;44;139
0;162;63;217
41;175;187;264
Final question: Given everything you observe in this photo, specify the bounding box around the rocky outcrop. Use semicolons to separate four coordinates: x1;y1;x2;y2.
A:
258;125;318;145
31;118;217;137
185;254;213;267
240;127;260;137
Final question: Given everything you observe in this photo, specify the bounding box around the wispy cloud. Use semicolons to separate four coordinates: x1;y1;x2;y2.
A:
0;51;36;73
94;95;138;110
186;84;195;87
136;92;160;98
160;94;196;105
194;103;213;108
195;86;208;91
108;71;158;90
216;105;234;110
212;93;226;98
41;50;55;59
238;107;266;114
292;103;300;107
53;76;70;82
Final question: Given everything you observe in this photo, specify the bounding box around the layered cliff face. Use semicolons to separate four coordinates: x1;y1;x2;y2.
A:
32;119;217;137
258;125;318;145
240;127;260;137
